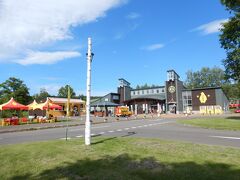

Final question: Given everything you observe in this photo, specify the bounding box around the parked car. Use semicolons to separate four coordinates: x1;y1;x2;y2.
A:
235;108;240;113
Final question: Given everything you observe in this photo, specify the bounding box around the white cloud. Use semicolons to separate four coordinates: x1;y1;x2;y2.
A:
0;0;126;64
192;19;228;35
16;51;81;65
126;12;140;19
142;43;165;51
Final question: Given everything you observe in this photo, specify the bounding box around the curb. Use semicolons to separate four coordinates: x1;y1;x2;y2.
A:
0;116;158;134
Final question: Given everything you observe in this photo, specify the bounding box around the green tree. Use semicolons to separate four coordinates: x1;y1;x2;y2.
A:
79;94;86;101
58;85;76;98
220;0;240;12
220;0;240;82
222;83;240;99
136;85;140;89
33;88;50;102
184;67;227;89
0;77;31;104
135;84;159;89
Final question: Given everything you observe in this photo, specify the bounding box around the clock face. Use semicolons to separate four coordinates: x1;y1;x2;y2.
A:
168;86;175;93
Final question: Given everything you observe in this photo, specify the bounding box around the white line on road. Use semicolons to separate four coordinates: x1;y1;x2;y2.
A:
117;129;122;132
92;125;110;129
70;125;110;132
124;128;130;130
210;136;240;140
108;130;114;133
60;137;72;140
69;129;82;132
76;135;83;138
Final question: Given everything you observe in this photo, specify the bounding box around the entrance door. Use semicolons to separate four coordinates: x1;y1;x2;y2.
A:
168;104;177;114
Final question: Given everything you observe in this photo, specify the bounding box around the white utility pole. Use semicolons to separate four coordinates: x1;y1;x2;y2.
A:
85;37;93;145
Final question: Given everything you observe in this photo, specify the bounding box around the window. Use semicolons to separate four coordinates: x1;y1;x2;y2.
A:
182;91;192;111
147;90;149;94
156;90;159;93
162;89;164;92
142;90;144;94
151;89;154;93
112;95;119;100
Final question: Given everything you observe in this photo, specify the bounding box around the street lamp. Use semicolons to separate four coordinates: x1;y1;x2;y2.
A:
85;37;94;145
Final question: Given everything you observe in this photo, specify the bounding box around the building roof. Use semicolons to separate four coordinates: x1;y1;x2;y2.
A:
91;101;120;107
124;97;165;104
167;69;180;78
131;94;166;100
48;97;85;104
183;87;222;91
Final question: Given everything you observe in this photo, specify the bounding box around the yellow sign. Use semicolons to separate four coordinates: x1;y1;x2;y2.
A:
198;92;207;103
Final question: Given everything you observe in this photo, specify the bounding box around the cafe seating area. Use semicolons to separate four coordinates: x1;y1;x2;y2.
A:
0;97;61;126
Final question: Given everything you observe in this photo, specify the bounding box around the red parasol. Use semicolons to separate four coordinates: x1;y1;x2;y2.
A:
0;97;28;110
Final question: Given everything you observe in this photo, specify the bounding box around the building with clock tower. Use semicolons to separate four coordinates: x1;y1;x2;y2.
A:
92;69;229;115
165;70;185;114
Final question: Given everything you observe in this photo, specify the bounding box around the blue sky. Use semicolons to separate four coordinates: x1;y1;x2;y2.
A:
0;0;230;96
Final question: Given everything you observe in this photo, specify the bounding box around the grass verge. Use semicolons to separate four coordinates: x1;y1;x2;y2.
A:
0;137;240;180
177;116;240;131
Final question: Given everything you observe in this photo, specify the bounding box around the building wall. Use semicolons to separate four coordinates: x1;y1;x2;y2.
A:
192;89;216;111
215;88;229;111
166;81;177;104
131;87;165;99
176;80;184;112
118;86;131;104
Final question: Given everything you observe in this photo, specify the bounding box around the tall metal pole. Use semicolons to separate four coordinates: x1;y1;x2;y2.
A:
66;85;70;141
85;37;93;145
67;85;70;117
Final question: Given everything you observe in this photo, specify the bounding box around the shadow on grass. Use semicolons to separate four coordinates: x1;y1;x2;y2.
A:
226;116;240;120
10;154;240;180
91;137;117;145
121;131;136;137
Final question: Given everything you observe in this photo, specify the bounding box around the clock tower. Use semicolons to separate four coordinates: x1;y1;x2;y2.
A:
165;70;184;114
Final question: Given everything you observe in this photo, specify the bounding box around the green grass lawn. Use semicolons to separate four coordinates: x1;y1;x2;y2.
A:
177;116;240;131
0;137;240;180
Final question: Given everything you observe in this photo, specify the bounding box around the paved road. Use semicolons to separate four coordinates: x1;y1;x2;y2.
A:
0;119;240;148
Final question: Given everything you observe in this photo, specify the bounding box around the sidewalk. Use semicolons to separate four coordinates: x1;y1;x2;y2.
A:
0;113;233;134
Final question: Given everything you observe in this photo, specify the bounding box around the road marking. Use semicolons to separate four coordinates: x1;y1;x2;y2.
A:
76;135;83;138
69;129;82;132
117;129;122;132
70;125;110;132
91;133;96;136
131;127;136;129
124;128;130;130
210;136;240;140
92;125;110;129
60;137;72;140
108;130;114;133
